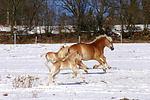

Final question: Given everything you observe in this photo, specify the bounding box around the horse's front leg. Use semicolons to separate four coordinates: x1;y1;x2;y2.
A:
46;73;53;86
72;69;77;78
52;70;60;85
72;66;85;82
101;55;111;69
46;68;59;86
93;57;106;72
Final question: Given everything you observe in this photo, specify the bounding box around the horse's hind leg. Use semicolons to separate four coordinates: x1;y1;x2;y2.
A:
93;57;106;72
101;55;111;69
45;61;51;72
76;59;88;73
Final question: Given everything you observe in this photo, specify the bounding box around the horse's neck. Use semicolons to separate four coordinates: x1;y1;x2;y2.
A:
91;39;105;49
54;53;58;58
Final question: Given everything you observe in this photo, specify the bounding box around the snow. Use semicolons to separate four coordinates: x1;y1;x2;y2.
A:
0;26;11;32
112;24;150;35
0;25;75;34
0;43;150;100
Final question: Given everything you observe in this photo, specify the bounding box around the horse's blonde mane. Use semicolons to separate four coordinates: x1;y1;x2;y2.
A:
91;34;112;43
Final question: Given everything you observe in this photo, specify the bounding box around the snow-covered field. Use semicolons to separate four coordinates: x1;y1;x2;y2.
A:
0;43;150;100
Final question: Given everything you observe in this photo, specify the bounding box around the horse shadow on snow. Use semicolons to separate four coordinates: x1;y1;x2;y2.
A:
58;82;86;85
57;67;118;85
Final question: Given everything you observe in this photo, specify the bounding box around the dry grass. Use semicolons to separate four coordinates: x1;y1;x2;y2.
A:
0;31;149;44
12;75;40;88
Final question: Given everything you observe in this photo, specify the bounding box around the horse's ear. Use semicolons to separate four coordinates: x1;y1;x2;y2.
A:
61;45;64;48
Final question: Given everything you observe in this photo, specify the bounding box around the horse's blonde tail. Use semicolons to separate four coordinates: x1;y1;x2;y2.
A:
41;54;46;57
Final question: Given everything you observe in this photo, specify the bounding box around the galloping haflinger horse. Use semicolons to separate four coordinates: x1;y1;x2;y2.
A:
42;35;114;85
68;35;114;72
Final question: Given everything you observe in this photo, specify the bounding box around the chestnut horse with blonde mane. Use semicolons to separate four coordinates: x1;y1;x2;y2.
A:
68;35;114;72
46;50;85;86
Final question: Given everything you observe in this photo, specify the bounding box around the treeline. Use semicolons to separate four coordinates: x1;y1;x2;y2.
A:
0;0;149;36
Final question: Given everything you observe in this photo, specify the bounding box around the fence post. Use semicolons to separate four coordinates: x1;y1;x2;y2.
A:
78;36;81;43
121;33;122;43
35;36;37;44
14;33;16;44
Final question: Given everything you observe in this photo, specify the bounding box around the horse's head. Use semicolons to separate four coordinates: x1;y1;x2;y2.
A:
58;46;70;60
91;35;114;51
104;36;114;51
73;50;82;63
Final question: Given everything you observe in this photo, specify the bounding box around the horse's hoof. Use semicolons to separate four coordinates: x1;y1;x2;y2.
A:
93;66;96;69
108;66;111;69
103;68;106;72
46;84;49;86
93;65;97;69
83;79;85;82
84;70;88;73
72;76;76;78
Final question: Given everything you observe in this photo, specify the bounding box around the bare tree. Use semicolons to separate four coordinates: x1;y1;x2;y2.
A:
0;0;8;25
124;0;141;33
142;0;150;34
89;0;111;31
43;0;57;36
7;0;20;35
61;0;88;36
24;0;45;31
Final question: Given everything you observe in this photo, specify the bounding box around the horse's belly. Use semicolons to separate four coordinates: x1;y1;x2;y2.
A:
82;55;93;60
82;51;94;60
60;67;71;70
60;62;72;70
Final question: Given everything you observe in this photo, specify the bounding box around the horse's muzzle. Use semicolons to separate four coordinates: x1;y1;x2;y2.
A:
110;47;114;51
